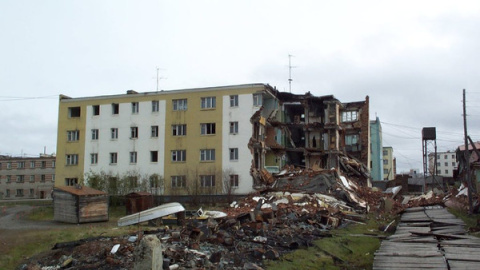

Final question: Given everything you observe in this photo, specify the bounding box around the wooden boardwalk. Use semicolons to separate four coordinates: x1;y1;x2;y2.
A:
373;205;480;269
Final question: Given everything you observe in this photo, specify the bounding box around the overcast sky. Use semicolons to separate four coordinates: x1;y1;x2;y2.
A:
1;0;480;173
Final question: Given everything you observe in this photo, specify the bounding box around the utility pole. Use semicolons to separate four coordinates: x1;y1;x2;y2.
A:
288;54;294;93
463;89;473;214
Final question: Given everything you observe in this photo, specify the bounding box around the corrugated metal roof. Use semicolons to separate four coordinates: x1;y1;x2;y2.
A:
55;186;107;196
458;141;480;151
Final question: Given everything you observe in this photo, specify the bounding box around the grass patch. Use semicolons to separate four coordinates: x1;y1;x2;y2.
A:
266;214;394;269
447;207;480;235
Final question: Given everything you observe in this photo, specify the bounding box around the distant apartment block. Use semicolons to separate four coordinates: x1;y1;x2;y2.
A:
0;154;55;200
428;151;457;177
382;147;395;180
55;84;370;195
370;117;383;181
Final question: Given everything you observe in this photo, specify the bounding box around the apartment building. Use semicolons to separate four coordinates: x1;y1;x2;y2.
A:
0;155;56;200
428;151;457;177
382;147;395;180
370;117;383;181
56;84;371;195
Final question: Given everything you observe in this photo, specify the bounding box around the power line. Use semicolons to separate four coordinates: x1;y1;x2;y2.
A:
0;95;57;101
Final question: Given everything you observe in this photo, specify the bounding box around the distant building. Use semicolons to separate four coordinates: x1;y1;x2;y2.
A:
382;147;395;180
0;154;56;200
370;117;383;181
428;151;457;177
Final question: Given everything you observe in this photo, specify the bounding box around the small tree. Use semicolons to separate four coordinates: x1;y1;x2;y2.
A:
149;173;164;195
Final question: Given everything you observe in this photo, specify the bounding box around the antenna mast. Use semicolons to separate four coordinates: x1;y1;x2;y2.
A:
288;54;293;93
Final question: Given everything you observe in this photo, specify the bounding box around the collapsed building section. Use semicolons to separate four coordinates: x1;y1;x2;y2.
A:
249;89;370;188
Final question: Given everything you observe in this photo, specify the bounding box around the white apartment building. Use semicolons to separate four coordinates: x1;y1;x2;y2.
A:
428;151;457;177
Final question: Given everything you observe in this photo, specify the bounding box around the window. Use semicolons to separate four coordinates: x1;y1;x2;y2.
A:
230;122;238;134
445;162;448;166
68;107;81;118
171;150;186;162
383;159;388;165
130;127;138;139
91;129;99;140
150;151;158;162
171;176;186;188
40;175;45;182
111;128;118;139
30;189;34;196
16;175;24;183
201;97;216;109
17;161;25;169
230;95;239;107
444;155;448;159
67;130;80;142
7;162;11;169
341;111;358;122
437;162;440;166
6;175;11;183
172;124;186;136
66;154;79;165
110;153;118;164
229;148;238;161
383;169;388;174
29;175;35;182
92;105;100;116
41;161;46;168
437;154;440;159
52;161;56;168
52;174;55;181
112;103;119;115
452;162;456;166
132;102;139;114
6;189;10;197
345;134;360;151
436;170;441;174
253;94;262;106
130;152;137;163
91;153;98;164
200;175;215;187
383;150;388;156
16;189;24;197
0;163;2;170
200;123;216;135
172;99;187;111
200;149;215;161
152;100;159;112
151;126;159;138
230;175;239;188
452;154;455;159
30;161;35;168
65;178;78;186
445;170;449;174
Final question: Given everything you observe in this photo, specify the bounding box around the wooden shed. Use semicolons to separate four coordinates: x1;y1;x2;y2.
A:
53;186;109;224
126;191;154;215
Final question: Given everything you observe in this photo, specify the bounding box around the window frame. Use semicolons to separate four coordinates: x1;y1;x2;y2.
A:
200;149;215;161
230;174;239;188
201;96;216;109
229;121;238;134
151;125;159;138
341;111;358;122
91;153;98;165
111;128;118;139
253;94;262;107
110;152;118;164
152;100;159;112
200;175;215;187
91;129;99;140
150;151;159;162
230;95;239;107
229;148;239;161
172;124;187;136
172;99;188;111
67;130;80;142
66;154;79;166
112;103;119;115
200;123;216;135
130;151;137;164
171;175;186;188
131;102;139;114
130;126;138;139
92;105;100;116
171;150;186;162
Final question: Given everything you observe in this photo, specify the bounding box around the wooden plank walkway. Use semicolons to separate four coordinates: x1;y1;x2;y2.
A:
373;205;480;270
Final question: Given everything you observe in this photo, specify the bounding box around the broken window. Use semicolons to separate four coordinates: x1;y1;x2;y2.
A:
152;100;159;112
171;150;186;162
200;175;215;187
173;99;188;111
341;111;358;122
200;123;216;135
253;94;262;106
151;125;159;137
201;96;216;109
171;175;186;188
66;154;78;165
150;151;158;162
200;149;215;161
67;130;80;142
345;134;360;151
229;148;238;161
110;152;117;164
112;103;119;115
172;124;187;136
130;127;138;139
230;95;238;107
91;153;98;164
130;152;137;163
92;105;100;116
230;175;239;188
230;122;238;134
68;107;81;118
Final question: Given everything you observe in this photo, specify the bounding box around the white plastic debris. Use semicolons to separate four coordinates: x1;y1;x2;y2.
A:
253;236;267;243
128;236;137;242
110;244;120;254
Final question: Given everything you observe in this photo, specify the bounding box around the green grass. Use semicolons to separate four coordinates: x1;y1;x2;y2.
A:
266;214;394;269
447;207;480;235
